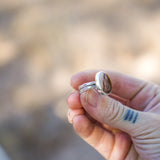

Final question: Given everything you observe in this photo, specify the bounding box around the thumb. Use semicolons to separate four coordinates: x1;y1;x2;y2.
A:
80;89;152;136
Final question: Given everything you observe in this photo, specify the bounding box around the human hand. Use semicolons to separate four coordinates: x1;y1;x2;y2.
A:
67;70;160;160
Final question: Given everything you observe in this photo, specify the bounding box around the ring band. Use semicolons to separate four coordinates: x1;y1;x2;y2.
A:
78;71;112;95
79;82;96;94
79;81;95;90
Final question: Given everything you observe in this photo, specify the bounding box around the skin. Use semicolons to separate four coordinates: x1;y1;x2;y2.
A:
67;70;160;160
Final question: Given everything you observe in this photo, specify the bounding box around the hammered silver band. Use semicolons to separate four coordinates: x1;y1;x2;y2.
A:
79;82;96;94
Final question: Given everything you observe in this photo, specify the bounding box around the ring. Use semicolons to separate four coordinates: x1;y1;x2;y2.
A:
78;71;112;95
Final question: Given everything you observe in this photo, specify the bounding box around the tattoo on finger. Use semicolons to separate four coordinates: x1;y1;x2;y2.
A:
123;109;138;124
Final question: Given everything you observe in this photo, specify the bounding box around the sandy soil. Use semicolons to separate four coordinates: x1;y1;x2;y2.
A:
0;0;160;159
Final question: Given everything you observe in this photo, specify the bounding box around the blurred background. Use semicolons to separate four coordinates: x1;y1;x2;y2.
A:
0;0;160;159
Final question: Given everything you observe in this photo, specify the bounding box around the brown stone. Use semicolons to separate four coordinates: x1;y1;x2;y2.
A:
95;71;112;95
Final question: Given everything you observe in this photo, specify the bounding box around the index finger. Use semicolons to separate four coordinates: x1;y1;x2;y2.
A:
71;70;147;101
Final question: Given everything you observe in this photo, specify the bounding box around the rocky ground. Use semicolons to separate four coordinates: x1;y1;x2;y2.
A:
0;0;160;160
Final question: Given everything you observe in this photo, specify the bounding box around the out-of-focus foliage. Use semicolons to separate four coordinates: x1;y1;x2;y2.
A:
0;0;160;159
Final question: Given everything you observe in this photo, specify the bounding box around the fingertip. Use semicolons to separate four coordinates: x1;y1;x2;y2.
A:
67;92;74;104
70;70;98;90
72;114;86;126
70;74;78;90
67;91;82;109
73;115;94;138
70;72;85;90
67;109;72;124
67;108;85;124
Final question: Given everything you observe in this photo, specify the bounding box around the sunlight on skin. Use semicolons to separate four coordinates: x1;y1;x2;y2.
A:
67;70;160;160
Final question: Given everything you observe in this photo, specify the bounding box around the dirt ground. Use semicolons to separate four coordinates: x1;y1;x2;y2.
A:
0;0;160;160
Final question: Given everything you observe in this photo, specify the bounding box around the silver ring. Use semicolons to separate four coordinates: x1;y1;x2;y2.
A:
78;71;112;95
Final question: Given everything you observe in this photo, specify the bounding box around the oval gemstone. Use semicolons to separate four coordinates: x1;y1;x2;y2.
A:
95;71;112;95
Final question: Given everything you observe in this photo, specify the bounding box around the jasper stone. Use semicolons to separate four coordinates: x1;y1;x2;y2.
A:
95;71;112;95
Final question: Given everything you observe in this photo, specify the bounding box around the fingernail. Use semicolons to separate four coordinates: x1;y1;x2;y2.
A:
81;89;98;108
67;109;73;124
87;90;99;107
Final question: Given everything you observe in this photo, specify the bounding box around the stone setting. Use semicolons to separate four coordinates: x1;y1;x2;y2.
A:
78;71;112;95
95;71;112;95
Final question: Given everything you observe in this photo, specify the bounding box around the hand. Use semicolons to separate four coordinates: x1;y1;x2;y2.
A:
67;70;160;160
